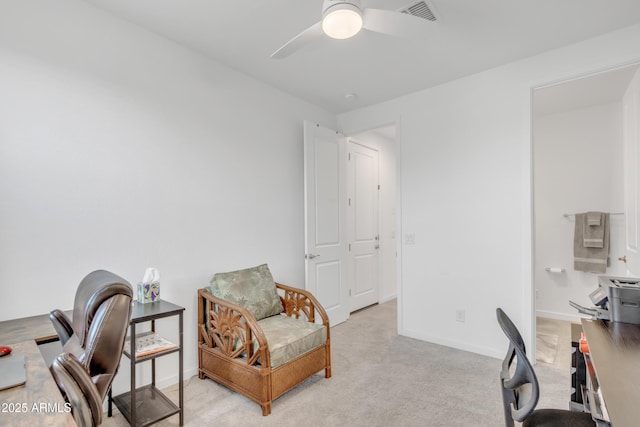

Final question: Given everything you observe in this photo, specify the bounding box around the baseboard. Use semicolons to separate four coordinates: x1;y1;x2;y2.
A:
156;366;199;390
398;327;503;360
379;294;397;304
536;309;587;323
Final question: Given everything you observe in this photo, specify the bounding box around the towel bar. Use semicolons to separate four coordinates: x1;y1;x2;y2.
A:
563;212;623;218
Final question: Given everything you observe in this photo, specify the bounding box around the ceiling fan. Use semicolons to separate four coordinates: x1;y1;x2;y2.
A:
271;0;435;59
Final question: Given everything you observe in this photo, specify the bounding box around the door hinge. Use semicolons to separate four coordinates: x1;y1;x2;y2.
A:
378;184;380;190
348;152;351;160
349;243;351;251
349;289;352;296
348;198;351;206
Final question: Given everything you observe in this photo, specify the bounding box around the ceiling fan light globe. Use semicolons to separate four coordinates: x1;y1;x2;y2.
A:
322;6;363;39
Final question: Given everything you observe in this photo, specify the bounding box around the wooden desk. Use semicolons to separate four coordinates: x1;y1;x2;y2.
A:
0;311;70;345
582;319;640;427
0;314;75;426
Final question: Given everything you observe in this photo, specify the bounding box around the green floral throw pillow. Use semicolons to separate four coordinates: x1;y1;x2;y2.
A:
208;264;283;320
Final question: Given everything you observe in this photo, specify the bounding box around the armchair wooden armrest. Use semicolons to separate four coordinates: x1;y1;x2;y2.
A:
276;282;330;328
197;288;271;368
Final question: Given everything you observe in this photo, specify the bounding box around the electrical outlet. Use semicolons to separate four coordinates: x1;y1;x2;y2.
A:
456;310;465;323
403;233;415;245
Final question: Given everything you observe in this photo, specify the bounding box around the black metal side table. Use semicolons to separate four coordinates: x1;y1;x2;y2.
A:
110;300;184;426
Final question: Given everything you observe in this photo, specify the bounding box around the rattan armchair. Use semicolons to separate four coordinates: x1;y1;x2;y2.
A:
198;280;331;415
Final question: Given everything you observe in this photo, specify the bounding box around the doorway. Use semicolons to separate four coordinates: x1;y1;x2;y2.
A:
303;122;398;324
531;63;640;360
348;125;398;313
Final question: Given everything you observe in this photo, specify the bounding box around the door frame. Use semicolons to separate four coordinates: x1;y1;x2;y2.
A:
334;118;402;330
304;119;401;325
530;60;640;360
346;124;400;308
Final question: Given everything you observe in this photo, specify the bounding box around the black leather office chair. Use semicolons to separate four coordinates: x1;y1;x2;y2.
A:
49;270;133;427
496;308;595;427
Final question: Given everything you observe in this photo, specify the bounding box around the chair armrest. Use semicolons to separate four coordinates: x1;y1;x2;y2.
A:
276;282;330;328
49;309;74;346
50;352;103;427
197;288;270;367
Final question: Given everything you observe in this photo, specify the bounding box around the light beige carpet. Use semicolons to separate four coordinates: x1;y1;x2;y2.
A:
102;302;570;426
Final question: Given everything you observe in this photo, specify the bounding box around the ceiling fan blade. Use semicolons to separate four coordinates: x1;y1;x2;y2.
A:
271;21;323;59
362;8;434;39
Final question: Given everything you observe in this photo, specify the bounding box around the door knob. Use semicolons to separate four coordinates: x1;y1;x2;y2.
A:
306;253;320;259
619;255;627;263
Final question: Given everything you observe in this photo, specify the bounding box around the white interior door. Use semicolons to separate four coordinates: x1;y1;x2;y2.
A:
625;69;640;275
347;140;380;312
303;121;349;326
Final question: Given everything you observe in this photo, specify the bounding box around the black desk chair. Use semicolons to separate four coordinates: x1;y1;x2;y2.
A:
496;308;595;427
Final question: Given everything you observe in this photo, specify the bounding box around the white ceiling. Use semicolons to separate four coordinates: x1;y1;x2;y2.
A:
85;0;640;114
533;64;640;117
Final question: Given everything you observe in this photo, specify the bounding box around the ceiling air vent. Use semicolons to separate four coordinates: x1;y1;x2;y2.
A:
399;1;437;21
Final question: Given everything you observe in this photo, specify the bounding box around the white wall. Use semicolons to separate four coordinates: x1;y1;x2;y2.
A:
350;128;397;303
338;24;640;358
2;2;640;392
534;102;626;321
0;0;335;392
